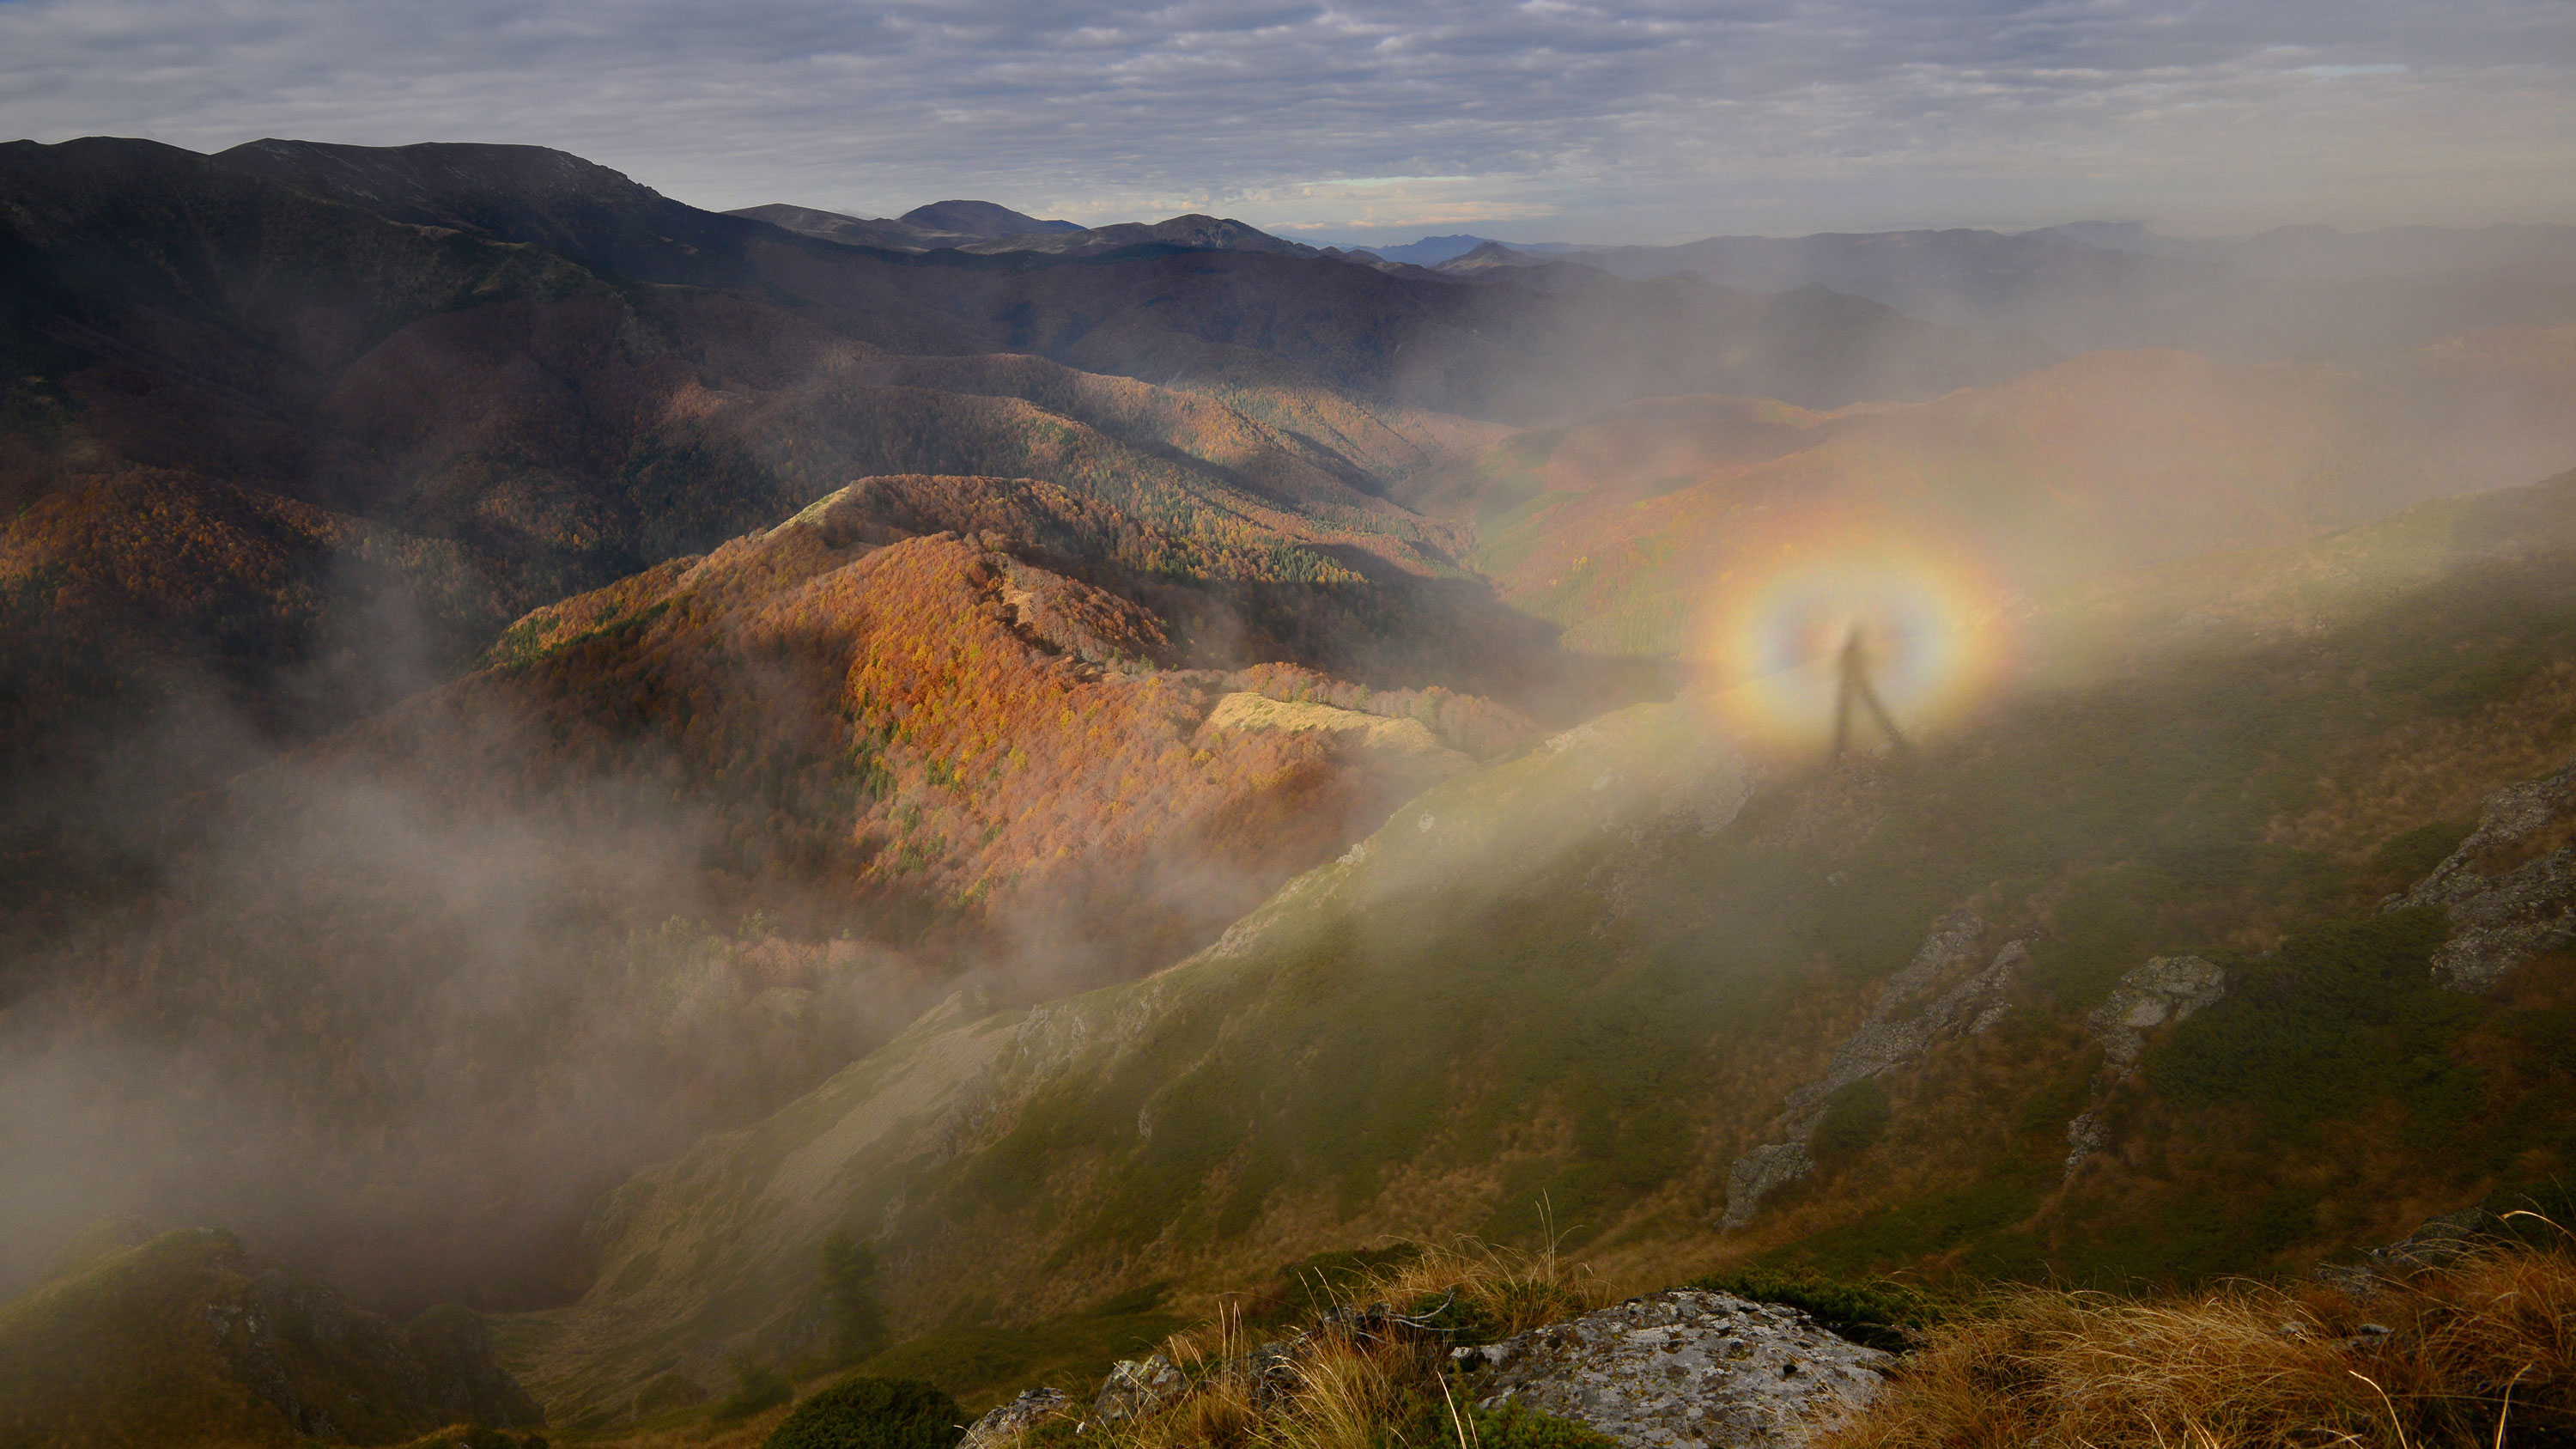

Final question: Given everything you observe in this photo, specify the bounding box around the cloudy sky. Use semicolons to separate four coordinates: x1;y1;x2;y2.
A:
3;0;2570;245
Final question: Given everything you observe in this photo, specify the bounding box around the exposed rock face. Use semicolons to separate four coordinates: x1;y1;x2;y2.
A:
1722;1144;1818;1229
2086;954;2228;1068
1721;914;2026;1227
2428;851;2576;991
963;1386;1071;1449
2316;1207;2501;1299
2063;1112;2110;1178
1200;692;1477;779
1093;1355;1189;1422
1461;1290;1892;1449
2391;756;2576;993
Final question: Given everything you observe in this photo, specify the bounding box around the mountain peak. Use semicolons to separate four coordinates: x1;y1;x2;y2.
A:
896;198;1083;238
217;137;650;204
1436;239;1546;271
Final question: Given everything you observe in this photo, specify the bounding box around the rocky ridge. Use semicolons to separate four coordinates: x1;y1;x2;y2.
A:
1722;915;2027;1227
2062;953;2231;1179
2388;755;2576;992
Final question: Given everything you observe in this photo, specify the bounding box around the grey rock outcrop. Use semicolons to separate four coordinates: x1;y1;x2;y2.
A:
2429;849;2576;991
963;1386;1071;1449
2368;1207;2497;1271
1720;914;2026;1227
2314;1207;2501;1299
1092;1355;1188;1422
2063;1112;2109;1178
2062;954;2228;1178
1461;1290;1892;1449
2388;757;2576;993
1722;1143;1817;1228
2086;955;2227;1068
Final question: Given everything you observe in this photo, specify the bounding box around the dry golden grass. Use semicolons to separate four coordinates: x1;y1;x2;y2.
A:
1344;1233;1615;1336
1012;1235;1611;1449
1822;1239;2576;1449
2264;661;2576;860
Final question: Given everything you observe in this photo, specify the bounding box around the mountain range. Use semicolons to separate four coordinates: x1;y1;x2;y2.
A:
2;131;2573;1447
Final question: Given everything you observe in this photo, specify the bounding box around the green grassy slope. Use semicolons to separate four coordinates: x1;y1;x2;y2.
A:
507;469;2576;1424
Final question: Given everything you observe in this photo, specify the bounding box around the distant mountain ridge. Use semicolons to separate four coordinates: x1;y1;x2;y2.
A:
728;197;1084;251
739;198;1324;261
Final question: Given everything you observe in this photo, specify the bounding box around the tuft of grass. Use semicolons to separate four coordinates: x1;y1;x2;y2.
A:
1820;1241;2576;1449
1344;1233;1611;1340
974;1236;1613;1449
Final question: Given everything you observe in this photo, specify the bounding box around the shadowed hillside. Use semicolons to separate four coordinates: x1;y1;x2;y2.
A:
0;1223;540;1447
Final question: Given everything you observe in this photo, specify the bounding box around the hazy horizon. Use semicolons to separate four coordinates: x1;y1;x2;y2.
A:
3;0;2568;246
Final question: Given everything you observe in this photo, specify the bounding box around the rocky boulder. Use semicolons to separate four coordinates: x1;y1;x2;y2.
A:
2390;756;2576;993
1091;1354;1189;1422
1460;1290;1893;1449
960;1386;1069;1449
2086;954;2228;1068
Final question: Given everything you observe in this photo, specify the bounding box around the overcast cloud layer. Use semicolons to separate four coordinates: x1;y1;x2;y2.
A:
3;0;2571;244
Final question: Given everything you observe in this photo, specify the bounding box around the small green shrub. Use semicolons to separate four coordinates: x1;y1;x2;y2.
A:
714;1355;793;1422
1406;1288;1506;1346
822;1230;889;1364
2370;818;2477;885
762;1376;965;1449
1388;1397;1620;1449
1467;1402;1623;1449
2148;907;2478;1146
1684;1267;1937;1351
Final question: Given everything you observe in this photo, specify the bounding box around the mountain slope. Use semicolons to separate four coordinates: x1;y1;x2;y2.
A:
509;469;2576;1422
183;138;2054;418
0;1225;539;1447
0;135;2050;789
956;215;1319;259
